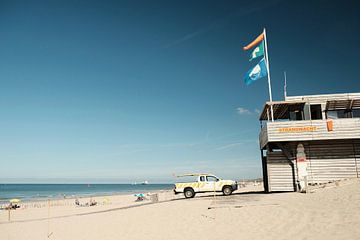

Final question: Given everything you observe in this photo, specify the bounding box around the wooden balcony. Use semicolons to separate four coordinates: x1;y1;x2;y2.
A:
259;118;360;149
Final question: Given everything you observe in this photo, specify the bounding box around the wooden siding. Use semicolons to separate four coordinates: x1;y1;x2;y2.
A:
304;141;358;184
260;118;360;149
354;140;360;178
267;152;295;192
259;126;268;149
265;141;360;192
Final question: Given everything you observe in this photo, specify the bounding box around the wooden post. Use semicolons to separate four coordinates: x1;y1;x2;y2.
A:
213;181;216;201
47;199;52;238
8;208;10;222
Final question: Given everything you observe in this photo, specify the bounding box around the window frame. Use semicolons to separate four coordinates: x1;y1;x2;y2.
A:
206;176;219;182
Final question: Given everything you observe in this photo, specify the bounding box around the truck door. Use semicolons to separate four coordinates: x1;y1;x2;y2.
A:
203;176;218;192
198;176;206;191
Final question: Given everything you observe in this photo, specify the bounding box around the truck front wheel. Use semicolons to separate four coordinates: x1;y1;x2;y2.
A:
184;188;195;198
222;186;232;196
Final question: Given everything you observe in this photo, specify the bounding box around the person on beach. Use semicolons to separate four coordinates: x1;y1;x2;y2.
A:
6;203;20;210
90;198;97;206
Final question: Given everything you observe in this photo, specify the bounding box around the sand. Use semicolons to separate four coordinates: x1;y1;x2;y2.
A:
1;179;360;240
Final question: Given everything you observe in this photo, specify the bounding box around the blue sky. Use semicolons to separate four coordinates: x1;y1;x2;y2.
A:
0;0;359;183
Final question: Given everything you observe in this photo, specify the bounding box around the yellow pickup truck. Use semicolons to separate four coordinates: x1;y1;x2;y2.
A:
174;173;238;198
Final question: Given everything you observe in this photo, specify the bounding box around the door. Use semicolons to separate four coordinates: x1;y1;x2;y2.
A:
267;151;296;192
203;175;218;192
197;175;206;191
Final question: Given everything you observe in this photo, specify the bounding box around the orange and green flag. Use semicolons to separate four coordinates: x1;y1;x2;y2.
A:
243;32;264;51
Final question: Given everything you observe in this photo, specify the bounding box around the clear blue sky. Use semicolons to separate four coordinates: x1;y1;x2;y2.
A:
0;0;359;183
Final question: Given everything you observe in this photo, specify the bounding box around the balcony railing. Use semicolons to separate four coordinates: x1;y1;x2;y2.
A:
259;118;360;149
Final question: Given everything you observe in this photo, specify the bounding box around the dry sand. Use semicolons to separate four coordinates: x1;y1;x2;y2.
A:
1;179;360;240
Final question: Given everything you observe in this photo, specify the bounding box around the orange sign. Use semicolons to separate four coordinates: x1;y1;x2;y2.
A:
296;157;306;163
278;126;317;133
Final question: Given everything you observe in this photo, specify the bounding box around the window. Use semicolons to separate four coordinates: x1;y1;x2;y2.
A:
337;110;352;118
289;111;302;121
353;109;360;118
310;105;322;120
326;110;338;119
288;105;303;121
327;109;352;119
206;176;218;182
199;176;205;182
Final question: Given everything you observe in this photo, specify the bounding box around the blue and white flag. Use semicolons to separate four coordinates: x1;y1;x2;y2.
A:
243;58;268;85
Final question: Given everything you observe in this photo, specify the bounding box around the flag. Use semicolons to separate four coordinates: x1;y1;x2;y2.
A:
244;58;267;85
243;32;264;51
249;41;264;61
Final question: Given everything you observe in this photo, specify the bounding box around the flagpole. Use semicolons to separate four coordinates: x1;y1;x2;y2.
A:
263;28;274;122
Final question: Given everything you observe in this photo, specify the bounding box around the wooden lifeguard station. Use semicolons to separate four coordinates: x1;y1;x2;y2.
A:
259;92;360;192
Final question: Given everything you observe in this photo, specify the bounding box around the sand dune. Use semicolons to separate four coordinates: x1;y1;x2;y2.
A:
1;179;360;240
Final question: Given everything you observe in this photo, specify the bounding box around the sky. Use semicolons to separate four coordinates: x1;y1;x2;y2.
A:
0;0;359;183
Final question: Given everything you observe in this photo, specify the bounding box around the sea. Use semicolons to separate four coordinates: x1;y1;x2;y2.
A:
0;184;173;204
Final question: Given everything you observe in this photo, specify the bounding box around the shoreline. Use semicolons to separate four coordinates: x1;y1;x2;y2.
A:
0;188;174;210
0;184;174;205
0;188;183;224
0;189;177;225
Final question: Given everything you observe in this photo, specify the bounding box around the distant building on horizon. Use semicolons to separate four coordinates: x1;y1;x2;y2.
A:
259;92;360;192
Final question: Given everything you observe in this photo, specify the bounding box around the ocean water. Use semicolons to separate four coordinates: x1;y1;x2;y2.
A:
0;184;173;204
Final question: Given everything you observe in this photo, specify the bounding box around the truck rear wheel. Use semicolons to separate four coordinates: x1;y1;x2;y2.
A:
184;188;195;198
222;186;232;196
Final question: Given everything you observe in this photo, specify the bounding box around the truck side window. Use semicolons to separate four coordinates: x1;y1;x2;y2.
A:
200;176;205;182
206;176;218;182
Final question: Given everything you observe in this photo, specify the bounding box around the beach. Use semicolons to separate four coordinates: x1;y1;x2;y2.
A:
1;179;360;240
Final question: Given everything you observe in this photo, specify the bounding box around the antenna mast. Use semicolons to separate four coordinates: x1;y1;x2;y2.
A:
284;71;287;100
